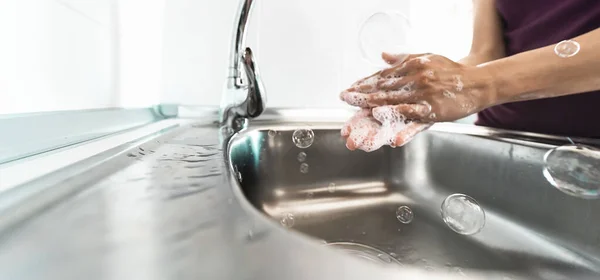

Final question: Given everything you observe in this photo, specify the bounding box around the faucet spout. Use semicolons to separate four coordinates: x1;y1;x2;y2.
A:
221;0;265;128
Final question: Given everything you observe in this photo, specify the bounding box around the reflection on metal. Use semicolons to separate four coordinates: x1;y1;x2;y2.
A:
229;123;600;278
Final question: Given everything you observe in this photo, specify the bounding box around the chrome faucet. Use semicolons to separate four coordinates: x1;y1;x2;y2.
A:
220;0;266;130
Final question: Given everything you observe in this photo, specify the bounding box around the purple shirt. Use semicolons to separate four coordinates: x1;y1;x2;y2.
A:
475;0;600;138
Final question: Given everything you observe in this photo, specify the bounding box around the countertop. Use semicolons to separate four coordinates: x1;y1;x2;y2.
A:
0;120;482;280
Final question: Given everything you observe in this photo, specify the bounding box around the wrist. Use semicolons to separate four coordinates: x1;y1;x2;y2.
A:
467;63;502;109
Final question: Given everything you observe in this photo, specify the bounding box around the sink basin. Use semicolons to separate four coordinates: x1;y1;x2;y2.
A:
228;122;600;279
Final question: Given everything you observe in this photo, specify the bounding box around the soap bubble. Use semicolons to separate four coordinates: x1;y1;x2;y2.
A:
297;152;307;162
300;163;309;174
292;129;315;149
268;130;277;137
396;206;414;224
543;144;600;199
441;194;485;235
359;11;412;67
554;40;580;58
280;213;295;228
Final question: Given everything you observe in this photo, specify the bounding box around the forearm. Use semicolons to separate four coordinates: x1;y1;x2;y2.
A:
478;28;600;105
459;51;503;66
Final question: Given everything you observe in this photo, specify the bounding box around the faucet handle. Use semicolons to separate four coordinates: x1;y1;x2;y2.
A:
241;47;266;118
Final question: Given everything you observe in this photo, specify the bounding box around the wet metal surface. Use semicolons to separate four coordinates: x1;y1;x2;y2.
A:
1;115;599;279
0;122;456;280
230;123;600;279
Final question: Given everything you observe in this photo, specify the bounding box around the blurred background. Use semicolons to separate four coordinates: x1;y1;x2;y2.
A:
0;0;473;115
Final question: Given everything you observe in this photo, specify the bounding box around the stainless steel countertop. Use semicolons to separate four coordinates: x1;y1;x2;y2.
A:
4;108;591;280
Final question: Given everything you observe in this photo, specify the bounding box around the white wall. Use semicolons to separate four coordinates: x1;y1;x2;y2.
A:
0;0;114;114
0;0;165;115
0;0;473;115
161;0;474;108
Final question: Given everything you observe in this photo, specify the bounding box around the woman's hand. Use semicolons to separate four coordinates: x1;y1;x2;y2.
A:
340;53;498;123
341;108;431;152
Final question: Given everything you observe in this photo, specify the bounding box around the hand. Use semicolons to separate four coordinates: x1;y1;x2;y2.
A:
340;53;497;122
341;108;431;152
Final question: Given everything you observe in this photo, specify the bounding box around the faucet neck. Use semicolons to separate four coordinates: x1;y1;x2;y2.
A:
228;0;254;82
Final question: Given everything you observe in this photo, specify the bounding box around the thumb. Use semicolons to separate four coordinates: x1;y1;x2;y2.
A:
382;52;409;65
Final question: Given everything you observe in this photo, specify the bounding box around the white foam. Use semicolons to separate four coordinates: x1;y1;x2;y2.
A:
443;90;456;99
342;92;368;107
454;75;464;92
417;57;431;64
425;70;435;78
381;77;403;88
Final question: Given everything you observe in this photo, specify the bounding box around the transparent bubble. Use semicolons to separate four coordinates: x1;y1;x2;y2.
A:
292;129;315;149
297;152;307;162
359;11;412;67
280;213;295;228
328;183;336;193
396;206;414;224
441;194;485;235
554;40;580;58
300;163;309;174
268;130;277;137
543;144;600;199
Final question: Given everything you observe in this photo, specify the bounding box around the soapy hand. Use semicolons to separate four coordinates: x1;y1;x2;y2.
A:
340;53;496;123
341;108;431;152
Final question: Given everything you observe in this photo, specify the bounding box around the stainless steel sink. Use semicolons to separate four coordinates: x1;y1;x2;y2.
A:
228;121;600;279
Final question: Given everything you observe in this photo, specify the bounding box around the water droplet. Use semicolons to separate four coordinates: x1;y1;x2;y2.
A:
306;192;314;199
543;144;600;199
292;129;315;149
396;206;414;224
361;231;367;235
390;252;398;258
328;183;336;193
321;240;328;244
441;194;486;235
377;253;392;263
280;213;295;228
237;171;243;182
554;40;580;58
247;230;254;240
297;152;307;162
300;163;309;174
268;130;276;137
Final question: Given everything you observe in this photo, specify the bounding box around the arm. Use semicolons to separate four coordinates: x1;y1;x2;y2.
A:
481;28;600;104
459;0;505;66
341;26;600;123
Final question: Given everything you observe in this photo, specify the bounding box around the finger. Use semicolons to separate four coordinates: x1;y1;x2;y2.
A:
348;74;384;93
341;109;371;137
380;58;426;78
347;127;382;152
392;122;432;147
382;52;409;65
373;104;431;121
340;90;370;107
366;83;416;107
345;117;380;151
